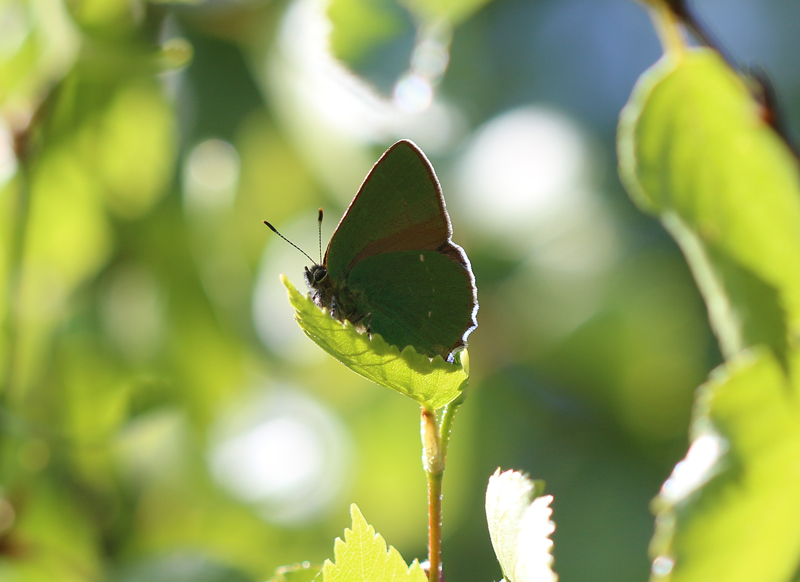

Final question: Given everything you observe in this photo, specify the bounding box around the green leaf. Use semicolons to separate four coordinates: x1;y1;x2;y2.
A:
485;469;557;582
650;347;800;582
322;504;427;582
282;275;469;410
268;562;322;582
618;49;800;362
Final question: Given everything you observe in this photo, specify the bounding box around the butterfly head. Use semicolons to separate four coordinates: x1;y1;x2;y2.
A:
304;264;328;287
304;263;340;318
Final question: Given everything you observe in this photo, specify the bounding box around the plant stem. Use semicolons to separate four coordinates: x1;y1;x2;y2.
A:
427;467;443;582
421;351;469;582
648;1;686;58
421;407;443;582
421;398;463;582
438;400;460;463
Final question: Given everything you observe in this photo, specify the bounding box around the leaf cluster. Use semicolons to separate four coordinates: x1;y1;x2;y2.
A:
619;47;800;582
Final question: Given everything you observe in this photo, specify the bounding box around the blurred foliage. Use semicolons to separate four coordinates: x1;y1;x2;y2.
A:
267;561;321;582
619;44;800;582
619;48;800;364
327;0;405;65
0;0;798;581
650;347;800;582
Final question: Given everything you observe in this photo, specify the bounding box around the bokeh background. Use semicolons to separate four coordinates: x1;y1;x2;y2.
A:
1;0;799;580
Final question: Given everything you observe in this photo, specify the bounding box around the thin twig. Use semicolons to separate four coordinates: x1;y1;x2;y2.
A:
421;407;443;582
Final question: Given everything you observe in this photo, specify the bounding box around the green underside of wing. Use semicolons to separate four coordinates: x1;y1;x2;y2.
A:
326;141;445;280
345;249;476;359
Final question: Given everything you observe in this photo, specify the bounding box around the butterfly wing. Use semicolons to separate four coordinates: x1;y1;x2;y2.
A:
348;249;477;359
325;140;478;359
326;141;453;278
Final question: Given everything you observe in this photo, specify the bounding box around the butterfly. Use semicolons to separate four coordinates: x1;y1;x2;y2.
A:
268;140;478;361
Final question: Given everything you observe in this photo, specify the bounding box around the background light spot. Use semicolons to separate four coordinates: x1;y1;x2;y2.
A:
183;139;240;213
208;387;351;525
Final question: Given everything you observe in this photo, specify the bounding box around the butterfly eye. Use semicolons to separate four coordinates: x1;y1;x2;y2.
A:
314;267;328;283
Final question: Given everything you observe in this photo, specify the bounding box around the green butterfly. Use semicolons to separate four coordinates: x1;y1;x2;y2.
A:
271;140;478;361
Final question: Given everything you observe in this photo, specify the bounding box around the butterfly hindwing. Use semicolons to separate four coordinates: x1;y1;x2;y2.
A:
347;250;476;359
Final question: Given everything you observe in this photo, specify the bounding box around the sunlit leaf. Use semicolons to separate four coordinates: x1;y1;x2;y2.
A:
485;469;557;582
618;49;800;362
322;504;426;582
650;347;800;582
283;275;469;410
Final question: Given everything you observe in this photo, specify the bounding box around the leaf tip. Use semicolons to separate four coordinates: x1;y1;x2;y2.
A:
458;348;470;375
486;468;557;582
348;502;363;523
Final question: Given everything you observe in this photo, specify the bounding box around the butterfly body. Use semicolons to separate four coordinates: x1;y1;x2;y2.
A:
304;263;366;329
303;140;478;361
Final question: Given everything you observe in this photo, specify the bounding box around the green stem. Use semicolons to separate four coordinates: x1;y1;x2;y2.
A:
421;351;469;581
421;407;442;582
647;1;687;58
427;469;443;582
438;400;460;463
421;398;463;582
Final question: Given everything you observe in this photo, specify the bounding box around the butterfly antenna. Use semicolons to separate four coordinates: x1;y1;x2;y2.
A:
263;220;317;264
317;208;324;264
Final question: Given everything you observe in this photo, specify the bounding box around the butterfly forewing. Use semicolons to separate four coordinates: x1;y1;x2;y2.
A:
324;141;451;280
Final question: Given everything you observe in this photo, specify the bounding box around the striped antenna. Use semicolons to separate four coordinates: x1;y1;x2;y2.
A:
317;208;324;264
263;220;316;265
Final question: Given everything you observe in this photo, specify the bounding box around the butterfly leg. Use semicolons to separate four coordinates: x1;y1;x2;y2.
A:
363;312;374;336
344;310;371;335
330;295;341;320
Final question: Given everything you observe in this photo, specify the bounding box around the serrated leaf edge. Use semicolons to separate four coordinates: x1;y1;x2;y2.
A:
281;274;468;408
322;504;426;582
